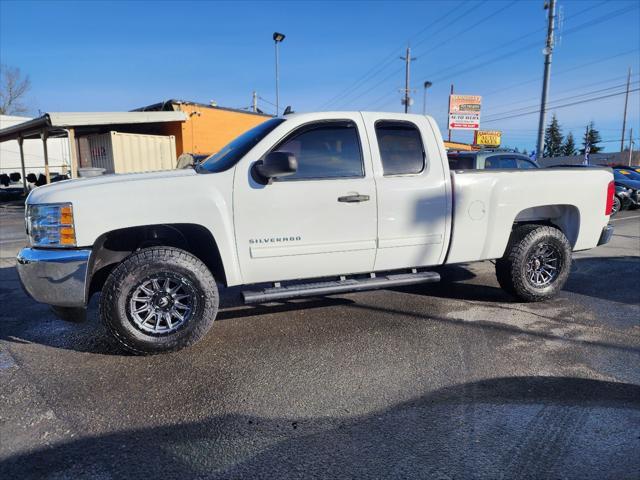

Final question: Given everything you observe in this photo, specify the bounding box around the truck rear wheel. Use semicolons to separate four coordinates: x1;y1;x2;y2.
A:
99;247;219;354
495;225;572;302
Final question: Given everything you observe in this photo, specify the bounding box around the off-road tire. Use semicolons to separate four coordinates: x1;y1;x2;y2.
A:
100;247;219;354
495;225;572;302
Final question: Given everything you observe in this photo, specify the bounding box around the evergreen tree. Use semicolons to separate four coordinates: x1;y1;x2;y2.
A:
514;147;520;153
580;121;603;154
562;132;577;156
543;114;564;157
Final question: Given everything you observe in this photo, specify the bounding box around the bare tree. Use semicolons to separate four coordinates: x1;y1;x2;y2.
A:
0;65;31;115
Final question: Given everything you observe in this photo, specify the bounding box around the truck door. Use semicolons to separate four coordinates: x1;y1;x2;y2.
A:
362;113;450;270
233;115;377;284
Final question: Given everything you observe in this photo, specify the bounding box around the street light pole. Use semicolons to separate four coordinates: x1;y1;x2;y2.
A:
535;0;556;160
273;32;285;116
423;81;432;115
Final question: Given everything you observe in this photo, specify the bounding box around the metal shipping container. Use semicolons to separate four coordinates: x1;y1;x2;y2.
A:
85;131;176;174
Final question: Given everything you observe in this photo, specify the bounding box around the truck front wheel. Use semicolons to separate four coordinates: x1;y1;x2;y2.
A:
99;247;219;354
495;225;572;302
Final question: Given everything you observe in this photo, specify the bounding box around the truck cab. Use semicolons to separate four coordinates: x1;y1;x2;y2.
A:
222;112;451;283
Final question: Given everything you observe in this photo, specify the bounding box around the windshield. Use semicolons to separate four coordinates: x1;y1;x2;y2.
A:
197;118;285;173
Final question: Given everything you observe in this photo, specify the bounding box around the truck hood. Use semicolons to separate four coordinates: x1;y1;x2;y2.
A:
27;168;197;204
24;165;235;249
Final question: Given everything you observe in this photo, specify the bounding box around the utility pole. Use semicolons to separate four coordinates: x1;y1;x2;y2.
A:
252;91;258;112
620;67;631;152
535;0;556;160
400;46;416;113
629;127;634;166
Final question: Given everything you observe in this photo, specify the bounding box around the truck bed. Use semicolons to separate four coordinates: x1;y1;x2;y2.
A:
446;167;613;264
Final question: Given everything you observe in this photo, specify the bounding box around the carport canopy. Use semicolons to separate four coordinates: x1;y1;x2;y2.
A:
0;111;186;191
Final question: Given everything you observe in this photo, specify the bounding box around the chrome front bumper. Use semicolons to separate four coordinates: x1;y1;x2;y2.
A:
16;248;92;308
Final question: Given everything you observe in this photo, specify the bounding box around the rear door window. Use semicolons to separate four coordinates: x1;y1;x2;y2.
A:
375;121;425;175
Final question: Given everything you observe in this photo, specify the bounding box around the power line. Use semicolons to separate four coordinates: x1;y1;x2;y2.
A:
483;80;640;120
408;0;500;57
360;0;518;110
413;0;609;82
424;2;638;86
482;87;640;124
317;0;470;110
375;46;640;113
410;1;486;51
485;72;640;113
326;0;504;110
376;0;612;107
367;3;636;111
258;95;277;107
483;48;640;99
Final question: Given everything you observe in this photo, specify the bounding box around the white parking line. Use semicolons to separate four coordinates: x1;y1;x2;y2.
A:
610;215;640;222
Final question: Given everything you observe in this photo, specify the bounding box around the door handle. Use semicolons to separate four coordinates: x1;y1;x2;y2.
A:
338;194;370;203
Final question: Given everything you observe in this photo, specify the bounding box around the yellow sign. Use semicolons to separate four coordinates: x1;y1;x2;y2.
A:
476;130;501;147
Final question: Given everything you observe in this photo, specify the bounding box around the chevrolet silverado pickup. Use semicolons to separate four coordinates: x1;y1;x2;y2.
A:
17;112;615;354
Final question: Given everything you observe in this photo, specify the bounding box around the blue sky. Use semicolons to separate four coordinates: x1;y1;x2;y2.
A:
1;0;639;151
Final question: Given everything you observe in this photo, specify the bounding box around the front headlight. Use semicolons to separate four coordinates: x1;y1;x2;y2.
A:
26;203;77;247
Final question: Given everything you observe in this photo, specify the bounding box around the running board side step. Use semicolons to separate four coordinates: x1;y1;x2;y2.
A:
242;271;440;304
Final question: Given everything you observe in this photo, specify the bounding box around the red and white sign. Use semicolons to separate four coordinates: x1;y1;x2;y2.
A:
448;94;482;131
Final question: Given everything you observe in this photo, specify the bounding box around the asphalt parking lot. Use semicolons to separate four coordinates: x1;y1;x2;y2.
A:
1;202;639;479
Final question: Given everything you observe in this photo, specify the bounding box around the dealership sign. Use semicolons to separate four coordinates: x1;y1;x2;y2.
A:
449;94;481;130
476;130;501;147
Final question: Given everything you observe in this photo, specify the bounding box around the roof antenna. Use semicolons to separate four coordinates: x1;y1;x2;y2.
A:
283;106;294;115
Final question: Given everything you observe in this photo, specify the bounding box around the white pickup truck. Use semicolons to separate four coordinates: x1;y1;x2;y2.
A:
17;112;615;354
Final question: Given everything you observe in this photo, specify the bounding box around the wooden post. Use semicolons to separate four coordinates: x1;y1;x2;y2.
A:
17;136;28;193
67;128;79;178
41;131;51;184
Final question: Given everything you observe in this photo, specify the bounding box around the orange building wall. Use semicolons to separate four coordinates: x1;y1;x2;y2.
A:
170;104;270;156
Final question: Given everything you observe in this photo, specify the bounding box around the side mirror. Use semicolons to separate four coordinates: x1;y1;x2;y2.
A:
254;151;297;182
